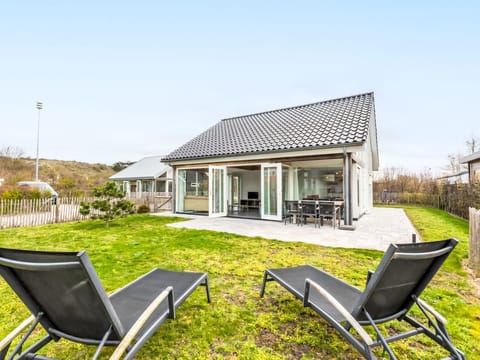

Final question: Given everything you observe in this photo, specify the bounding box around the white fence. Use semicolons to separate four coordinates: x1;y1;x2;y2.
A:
0;197;92;229
0;195;173;229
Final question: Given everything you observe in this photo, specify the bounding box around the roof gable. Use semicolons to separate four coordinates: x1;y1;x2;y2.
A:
163;92;376;162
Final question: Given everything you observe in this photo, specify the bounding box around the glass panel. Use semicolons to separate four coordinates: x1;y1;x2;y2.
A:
177;170;186;212
292;168;299;200
232;176;240;205
263;167;277;216
156;180;166;193
212;168;224;213
142;180;153;192
177;169;209;213
296;168;343;200
282;167;289;217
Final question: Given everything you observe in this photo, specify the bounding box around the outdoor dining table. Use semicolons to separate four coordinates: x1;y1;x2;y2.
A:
286;199;344;228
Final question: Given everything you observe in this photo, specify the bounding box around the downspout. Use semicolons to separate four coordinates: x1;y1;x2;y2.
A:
343;149;354;227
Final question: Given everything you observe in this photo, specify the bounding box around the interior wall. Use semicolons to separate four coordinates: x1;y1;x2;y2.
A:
240;171;260;199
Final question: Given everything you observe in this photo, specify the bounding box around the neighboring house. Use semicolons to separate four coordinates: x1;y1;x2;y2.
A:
162;92;379;226
460;151;480;184
109;156;172;199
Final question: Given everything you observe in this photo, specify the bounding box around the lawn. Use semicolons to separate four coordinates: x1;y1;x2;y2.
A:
0;207;478;359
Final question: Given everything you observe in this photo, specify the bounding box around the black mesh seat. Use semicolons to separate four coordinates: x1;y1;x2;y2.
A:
260;239;465;359
284;200;301;225
0;248;210;360
299;200;319;227
317;201;341;228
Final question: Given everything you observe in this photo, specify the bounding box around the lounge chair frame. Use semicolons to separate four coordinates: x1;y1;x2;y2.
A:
0;248;210;360
260;239;465;359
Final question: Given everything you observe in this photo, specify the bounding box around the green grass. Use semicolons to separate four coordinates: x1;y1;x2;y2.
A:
0;209;478;359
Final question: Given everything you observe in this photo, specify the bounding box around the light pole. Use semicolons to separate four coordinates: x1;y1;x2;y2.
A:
35;101;43;181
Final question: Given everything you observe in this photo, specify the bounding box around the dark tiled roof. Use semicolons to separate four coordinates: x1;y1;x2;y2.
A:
163;92;375;161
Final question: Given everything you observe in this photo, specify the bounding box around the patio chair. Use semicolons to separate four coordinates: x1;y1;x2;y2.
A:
260;239;465;359
284;200;300;225
0;247;211;360
317;201;341;229
299;200;319;227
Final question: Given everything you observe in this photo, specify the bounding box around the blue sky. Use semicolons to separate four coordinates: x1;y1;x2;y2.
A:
1;1;479;174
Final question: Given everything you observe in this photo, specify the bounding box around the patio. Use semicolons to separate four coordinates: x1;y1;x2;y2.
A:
155;207;420;251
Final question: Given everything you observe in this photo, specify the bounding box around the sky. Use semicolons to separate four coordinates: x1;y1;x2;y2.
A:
1;1;479;175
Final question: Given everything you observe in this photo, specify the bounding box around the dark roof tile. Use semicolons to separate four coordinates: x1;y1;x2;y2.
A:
163;92;375;161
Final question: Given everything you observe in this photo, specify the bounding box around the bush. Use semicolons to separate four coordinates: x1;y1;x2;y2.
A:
0;189;23;200
137;204;150;214
80;181;135;227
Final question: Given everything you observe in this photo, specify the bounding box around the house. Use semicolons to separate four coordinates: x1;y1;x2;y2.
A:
109;155;172;199
162;92;379;226
460;151;480;184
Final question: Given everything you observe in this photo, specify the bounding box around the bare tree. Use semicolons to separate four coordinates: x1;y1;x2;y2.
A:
447;154;460;174
0;146;26;176
0;145;24;159
466;135;479;154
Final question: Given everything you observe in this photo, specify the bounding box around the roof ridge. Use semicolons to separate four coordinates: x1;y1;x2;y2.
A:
141;155;164;159
221;92;374;122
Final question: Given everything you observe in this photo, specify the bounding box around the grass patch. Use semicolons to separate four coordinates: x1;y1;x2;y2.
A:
0;210;478;359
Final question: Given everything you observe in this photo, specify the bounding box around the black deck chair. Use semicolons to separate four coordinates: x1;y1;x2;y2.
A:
260;239;465;359
284;200;300;225
299;200;319;227
0;248;211;360
317;201;341;229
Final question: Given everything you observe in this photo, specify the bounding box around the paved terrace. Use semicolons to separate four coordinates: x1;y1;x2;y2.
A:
155;207;420;252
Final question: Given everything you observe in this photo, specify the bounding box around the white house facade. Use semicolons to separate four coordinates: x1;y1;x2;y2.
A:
162;93;379;226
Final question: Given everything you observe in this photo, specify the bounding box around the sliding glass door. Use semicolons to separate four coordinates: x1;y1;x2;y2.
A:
209;165;227;217
261;163;282;220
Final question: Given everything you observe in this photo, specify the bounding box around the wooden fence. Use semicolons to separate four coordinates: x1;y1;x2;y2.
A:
470;207;480;277
124;192;172;211
0;197;93;229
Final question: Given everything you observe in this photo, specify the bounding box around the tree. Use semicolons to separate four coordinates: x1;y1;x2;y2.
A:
0;145;26;176
446;153;466;174
0;145;24;159
466;135;479;154
80;181;135;227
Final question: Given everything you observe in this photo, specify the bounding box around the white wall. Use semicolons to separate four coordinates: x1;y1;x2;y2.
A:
240;171;260;199
352;132;376;217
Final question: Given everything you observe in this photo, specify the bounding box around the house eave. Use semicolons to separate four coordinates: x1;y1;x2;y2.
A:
460;151;480;164
109;176;156;181
164;142;365;166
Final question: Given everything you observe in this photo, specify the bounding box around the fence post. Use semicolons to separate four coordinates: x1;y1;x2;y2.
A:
469;207;480;277
55;200;60;223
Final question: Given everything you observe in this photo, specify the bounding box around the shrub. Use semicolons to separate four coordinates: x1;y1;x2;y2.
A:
137;204;150;214
1;189;24;200
80;181;135;227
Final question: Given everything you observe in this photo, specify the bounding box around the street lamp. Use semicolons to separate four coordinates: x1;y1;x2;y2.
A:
35;101;43;181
